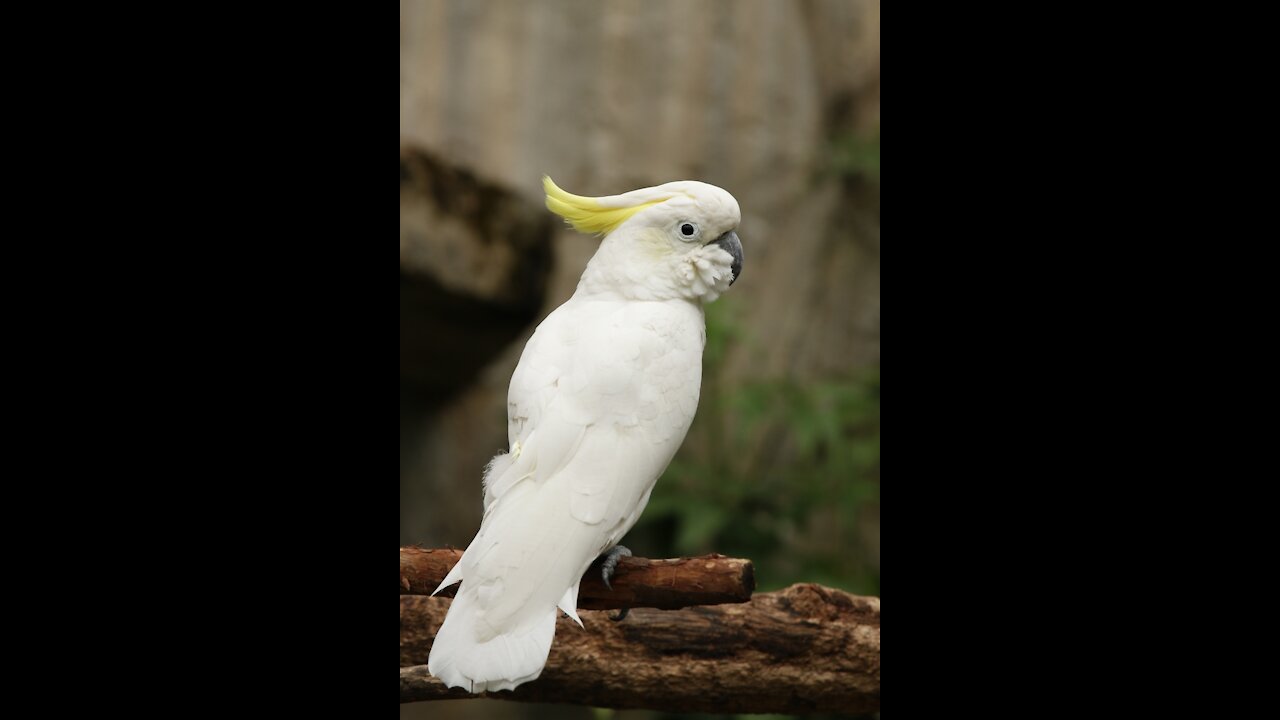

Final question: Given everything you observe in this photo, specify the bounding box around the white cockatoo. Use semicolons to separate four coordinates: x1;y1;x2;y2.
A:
428;176;744;693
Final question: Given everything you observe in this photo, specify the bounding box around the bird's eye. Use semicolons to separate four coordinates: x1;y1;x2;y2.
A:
678;222;700;240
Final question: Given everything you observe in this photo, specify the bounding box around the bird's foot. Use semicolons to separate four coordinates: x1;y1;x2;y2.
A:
599;545;632;590
598;545;632;621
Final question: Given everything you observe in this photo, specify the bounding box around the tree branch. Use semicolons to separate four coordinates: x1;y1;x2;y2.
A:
400;547;755;611
400;584;881;714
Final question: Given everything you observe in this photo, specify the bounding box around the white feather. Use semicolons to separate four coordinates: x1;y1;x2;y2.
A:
558;582;584;628
427;179;741;693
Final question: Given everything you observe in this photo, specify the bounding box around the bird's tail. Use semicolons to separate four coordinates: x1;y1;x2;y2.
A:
427;586;558;694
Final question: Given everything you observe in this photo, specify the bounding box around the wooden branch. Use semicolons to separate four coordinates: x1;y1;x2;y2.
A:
400;547;755;611
400;584;881;714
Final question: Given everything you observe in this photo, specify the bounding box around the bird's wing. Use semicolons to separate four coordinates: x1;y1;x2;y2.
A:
458;300;703;628
489;300;702;519
430;299;704;693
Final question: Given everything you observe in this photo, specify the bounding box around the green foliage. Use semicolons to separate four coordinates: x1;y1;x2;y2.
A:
829;127;881;184
634;300;881;598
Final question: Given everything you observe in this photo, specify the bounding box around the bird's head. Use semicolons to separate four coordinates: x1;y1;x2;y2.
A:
544;177;744;303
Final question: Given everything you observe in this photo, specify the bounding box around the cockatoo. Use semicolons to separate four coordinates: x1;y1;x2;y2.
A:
428;176;745;693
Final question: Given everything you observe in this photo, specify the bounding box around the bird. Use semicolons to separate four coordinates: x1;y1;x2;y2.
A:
428;176;744;693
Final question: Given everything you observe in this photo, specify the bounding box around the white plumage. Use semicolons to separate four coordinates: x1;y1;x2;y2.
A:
428;177;744;693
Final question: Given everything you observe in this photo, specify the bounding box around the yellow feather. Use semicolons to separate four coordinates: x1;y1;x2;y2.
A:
543;176;660;236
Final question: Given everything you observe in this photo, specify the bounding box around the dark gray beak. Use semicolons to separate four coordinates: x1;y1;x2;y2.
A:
712;231;744;285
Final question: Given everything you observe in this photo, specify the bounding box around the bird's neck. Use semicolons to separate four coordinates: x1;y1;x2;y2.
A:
576;231;685;302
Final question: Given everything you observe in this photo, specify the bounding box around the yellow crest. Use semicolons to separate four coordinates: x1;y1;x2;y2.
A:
543;176;662;237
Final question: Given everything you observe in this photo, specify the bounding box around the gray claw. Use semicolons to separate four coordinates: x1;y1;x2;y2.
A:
610;607;630;622
600;545;632;591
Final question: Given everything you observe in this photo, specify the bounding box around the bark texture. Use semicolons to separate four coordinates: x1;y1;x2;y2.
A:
400;547;755;610
400;583;881;714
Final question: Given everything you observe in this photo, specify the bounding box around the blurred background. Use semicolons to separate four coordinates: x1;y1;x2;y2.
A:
401;0;879;717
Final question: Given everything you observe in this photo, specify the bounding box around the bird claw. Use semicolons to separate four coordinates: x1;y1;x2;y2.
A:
610;607;630;622
600;545;632;591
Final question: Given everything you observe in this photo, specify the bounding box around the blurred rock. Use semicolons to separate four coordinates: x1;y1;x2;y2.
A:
399;146;553;397
400;148;554;545
399;0;881;547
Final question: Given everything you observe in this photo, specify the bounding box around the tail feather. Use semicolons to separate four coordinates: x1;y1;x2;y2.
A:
557;581;584;628
427;587;558;693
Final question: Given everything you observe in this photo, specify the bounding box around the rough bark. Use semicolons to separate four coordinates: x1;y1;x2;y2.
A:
399;583;881;714
400;547;755;611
